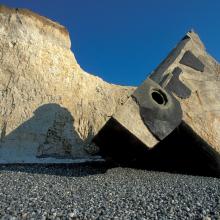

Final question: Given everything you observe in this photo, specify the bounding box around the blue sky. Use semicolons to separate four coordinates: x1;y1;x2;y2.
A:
1;0;220;86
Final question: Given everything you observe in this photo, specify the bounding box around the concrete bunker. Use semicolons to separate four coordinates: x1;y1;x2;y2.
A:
93;32;220;177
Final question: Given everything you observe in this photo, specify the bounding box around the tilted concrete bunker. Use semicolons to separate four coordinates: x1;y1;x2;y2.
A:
93;31;220;176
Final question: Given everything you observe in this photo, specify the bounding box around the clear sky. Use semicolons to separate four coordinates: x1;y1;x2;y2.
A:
1;0;220;86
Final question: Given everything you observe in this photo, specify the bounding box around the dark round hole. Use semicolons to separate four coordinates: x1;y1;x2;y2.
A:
151;90;167;105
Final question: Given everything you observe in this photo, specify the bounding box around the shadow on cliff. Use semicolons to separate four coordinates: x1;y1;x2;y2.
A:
0;103;109;177
1;103;84;156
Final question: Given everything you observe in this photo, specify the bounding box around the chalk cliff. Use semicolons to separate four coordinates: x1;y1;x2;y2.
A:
0;5;134;163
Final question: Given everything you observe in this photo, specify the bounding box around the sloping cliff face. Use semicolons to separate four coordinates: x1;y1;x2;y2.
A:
0;5;134;162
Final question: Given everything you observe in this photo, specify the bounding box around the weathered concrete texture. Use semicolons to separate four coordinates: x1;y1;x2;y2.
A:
0;5;134;163
93;78;183;166
108;78;182;148
131;78;182;141
150;31;220;158
94;31;220;176
179;50;205;72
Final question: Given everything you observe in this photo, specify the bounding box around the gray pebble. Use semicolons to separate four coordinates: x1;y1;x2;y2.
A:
0;164;219;220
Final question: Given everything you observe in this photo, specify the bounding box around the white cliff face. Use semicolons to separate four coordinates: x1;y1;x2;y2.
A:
0;5;135;163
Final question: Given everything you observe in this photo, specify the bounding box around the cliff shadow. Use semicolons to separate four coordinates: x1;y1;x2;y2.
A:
0;103;108;176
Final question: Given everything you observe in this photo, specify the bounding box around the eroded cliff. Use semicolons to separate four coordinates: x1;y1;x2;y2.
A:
0;5;134;162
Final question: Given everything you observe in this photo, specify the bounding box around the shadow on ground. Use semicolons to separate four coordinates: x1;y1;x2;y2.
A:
94;120;220;178
0;162;113;177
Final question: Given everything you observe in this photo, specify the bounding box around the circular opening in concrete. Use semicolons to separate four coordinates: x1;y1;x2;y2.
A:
151;90;168;105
